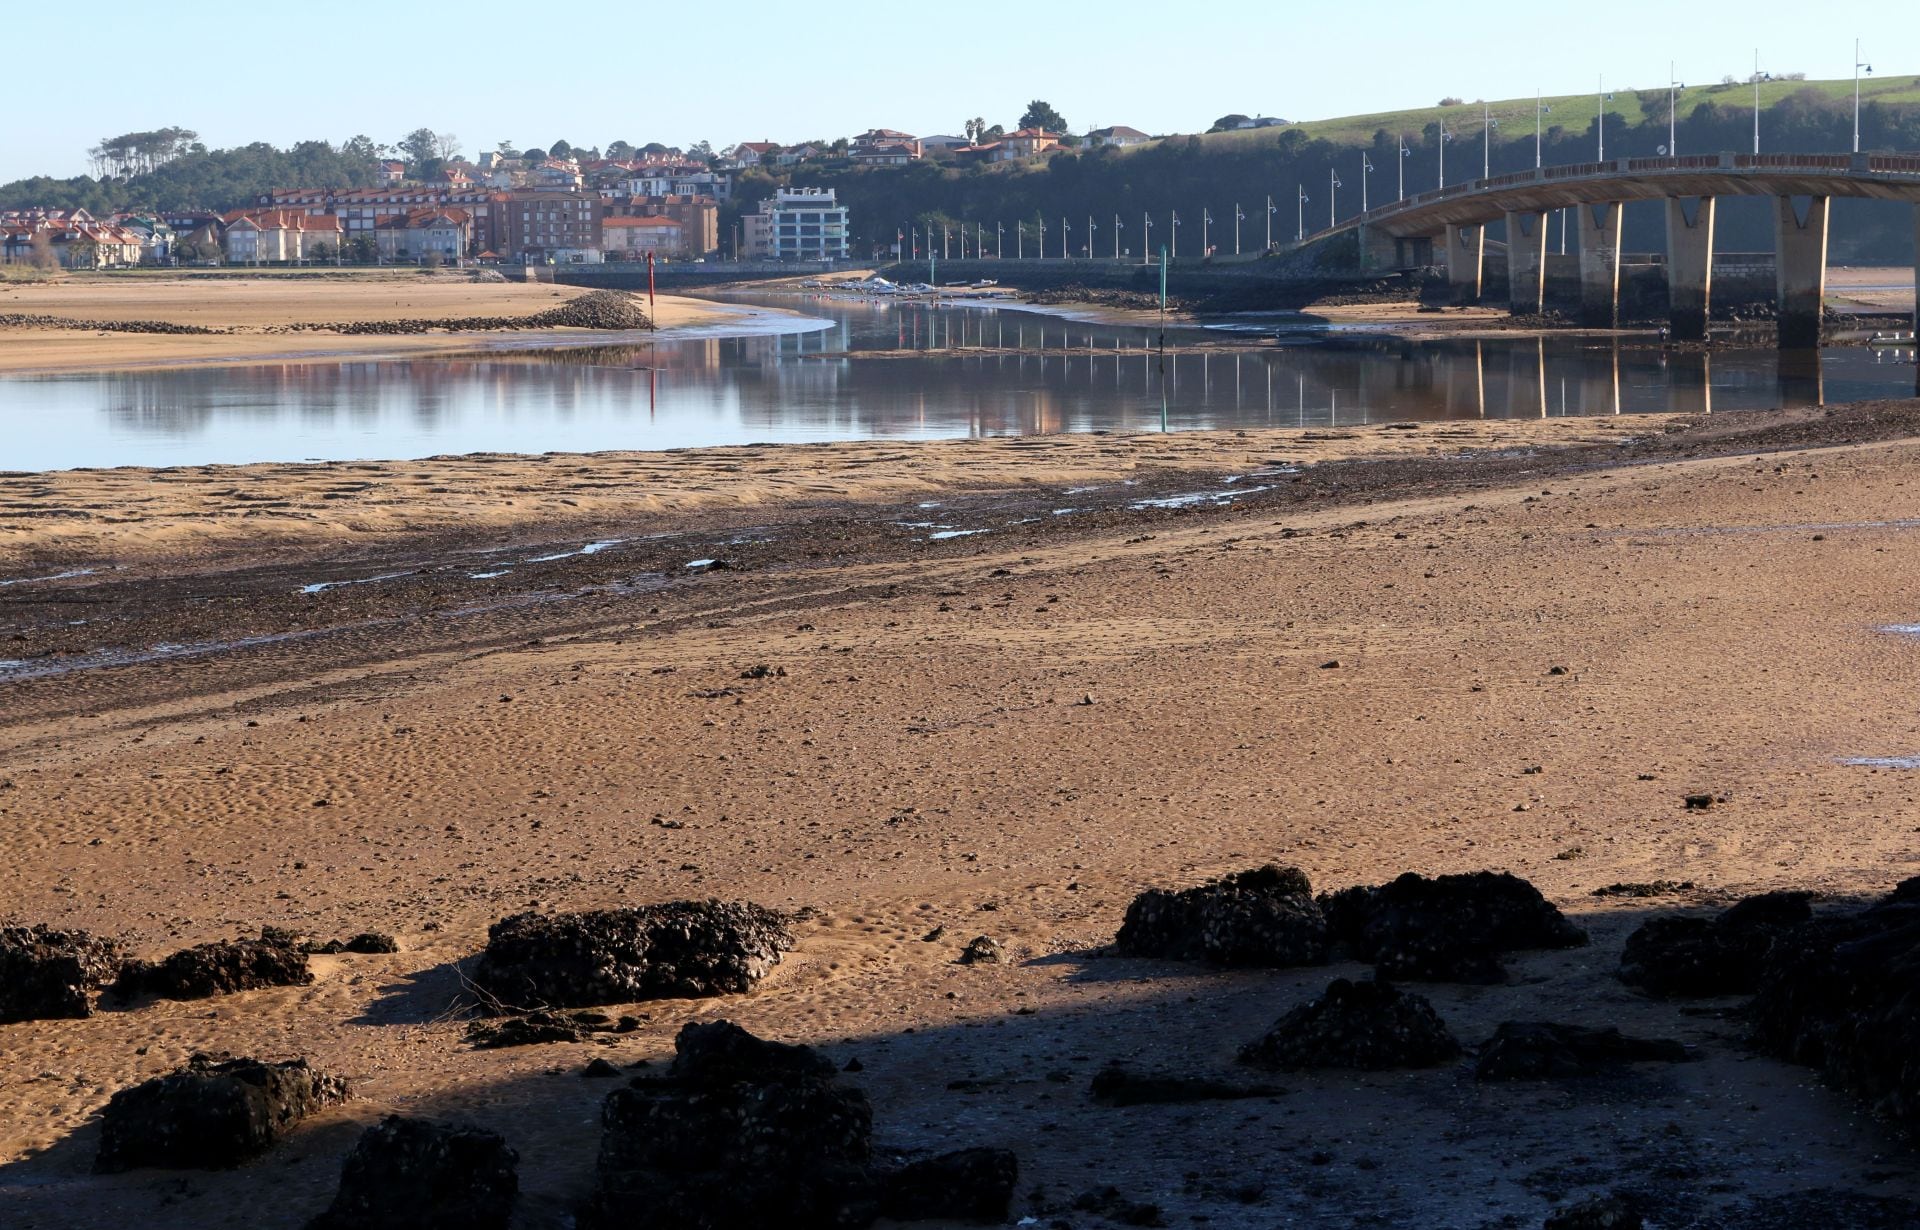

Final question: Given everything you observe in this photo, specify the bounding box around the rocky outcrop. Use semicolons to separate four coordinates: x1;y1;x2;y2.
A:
0;924;123;1022
1320;871;1586;982
1238;978;1461;1071
582;1020;1014;1229
308;1115;517;1230
1618;891;1812;997
1114;865;1329;967
1474;1021;1690;1081
471;901;794;1010
111;936;312;1001
95;1054;349;1172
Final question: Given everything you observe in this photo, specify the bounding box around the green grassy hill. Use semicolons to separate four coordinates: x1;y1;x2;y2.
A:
1181;74;1920;153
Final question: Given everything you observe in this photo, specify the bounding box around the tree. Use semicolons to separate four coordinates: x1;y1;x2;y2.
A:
433;132;462;161
1438;96;1464;108
1019;100;1067;133
346;234;377;264
982;123;1006;141
1210;114;1251;133
520;148;547;161
689;139;715;162
548;139;573;160
606;140;634;160
495;140;518;159
28;231;59;271
397;129;440;167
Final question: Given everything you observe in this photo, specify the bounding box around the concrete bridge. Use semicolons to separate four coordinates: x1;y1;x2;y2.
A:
1321;152;1920;346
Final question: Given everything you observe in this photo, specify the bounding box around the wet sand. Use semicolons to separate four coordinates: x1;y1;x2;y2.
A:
0;272;759;375
6;402;1920;1225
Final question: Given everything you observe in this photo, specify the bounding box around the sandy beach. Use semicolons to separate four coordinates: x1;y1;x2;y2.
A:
0;271;757;374
6;393;1920;1226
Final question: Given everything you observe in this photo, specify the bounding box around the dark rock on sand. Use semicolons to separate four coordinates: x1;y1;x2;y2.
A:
311;933;400;955
1238;978;1461;1071
956;935;1003;965
1114;864;1329;967
1543;1192;1643;1229
584;1022;873;1230
308;1115;517;1230
1319;870;1587;982
471;900;794;1010
1090;1063;1285;1105
96;1053;349;1172
1749;880;1920;1133
1474;1021;1690;1081
0;924;124;1022
465;1010;636;1049
584;1020;1011;1229
879;1147;1019;1223
1072;1185;1168;1227
1591;880;1695;898
111;936;312;1001
1618;891;1812;997
581;1058;623;1079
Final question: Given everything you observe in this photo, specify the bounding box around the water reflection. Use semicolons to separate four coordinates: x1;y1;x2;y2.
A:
0;293;1912;471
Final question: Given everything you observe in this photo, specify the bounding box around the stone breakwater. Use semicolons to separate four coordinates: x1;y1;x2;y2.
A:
0;313;224;335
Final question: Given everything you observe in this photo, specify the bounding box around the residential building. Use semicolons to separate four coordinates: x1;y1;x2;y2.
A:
257;187;502;254
750;187;849;261
1086;125;1151;148
740;212;772;260
221;210;344;263
850;129;920;158
603;194;719;258
990;128;1062;162
772;145;821;167
374;207;473;264
918;134;970;153
1;216;147;268
502;190;602;263
379;160;407;184
601;215;682;259
624;167;731;203
851;143;916;167
730;141;779;167
532;159;584;188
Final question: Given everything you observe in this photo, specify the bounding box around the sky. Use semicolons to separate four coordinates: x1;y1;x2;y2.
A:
9;1;1918;184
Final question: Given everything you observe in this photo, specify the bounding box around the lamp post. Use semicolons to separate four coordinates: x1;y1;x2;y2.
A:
1170;210;1180;260
1087;214;1095;259
1438;124;1452;189
1483;102;1495;178
1667;63;1685;156
1399;136;1410;200
1752;50;1770;154
1360;156;1373;212
1266;195;1276;249
1114;213;1123;260
1061;216;1069;260
1535;94;1550;168
1855;39;1874;153
1328;168;1340;229
1201;208;1210;256
1143;212;1153;264
996;222;1003;260
1234;204;1244;255
1296;184;1307;241
1597;75;1613;160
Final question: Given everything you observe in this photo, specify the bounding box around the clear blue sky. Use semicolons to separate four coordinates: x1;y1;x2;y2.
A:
9;1;1915;183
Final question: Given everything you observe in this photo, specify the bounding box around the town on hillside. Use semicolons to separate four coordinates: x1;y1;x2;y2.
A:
0;109;1145;271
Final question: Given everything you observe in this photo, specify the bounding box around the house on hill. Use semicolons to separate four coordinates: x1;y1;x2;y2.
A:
1086;125;1150;148
379;160;407;185
988;128;1061;162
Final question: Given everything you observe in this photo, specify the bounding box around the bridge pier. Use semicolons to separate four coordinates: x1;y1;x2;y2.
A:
1774;195;1830;349
1357;223;1400;273
1576;203;1625;328
1664;197;1716;341
1445;224;1484;305
1777;349;1825;408
1505;211;1548;316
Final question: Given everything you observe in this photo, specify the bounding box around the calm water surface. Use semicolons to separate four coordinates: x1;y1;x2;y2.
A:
2;293;1915;471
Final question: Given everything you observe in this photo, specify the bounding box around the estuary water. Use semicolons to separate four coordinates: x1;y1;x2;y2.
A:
1;293;1914;472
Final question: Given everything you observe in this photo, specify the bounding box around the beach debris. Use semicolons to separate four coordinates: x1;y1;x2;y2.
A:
111;934;312;1001
471;900;794;1009
308;1114;518;1230
296;932;400;955
957;935;1004;965
1750;877;1920;1134
1089;1063;1286;1106
465;1010;638;1049
581;1058;623;1079
878;1147;1020;1223
583;1021;1014;1229
1543;1192;1644;1229
1318;870;1587;983
1473;1021;1690;1081
1238;978;1461;1071
1618;891;1813;997
95;1054;348;1173
1114;864;1329;967
1684;793;1715;810
0;924;124;1022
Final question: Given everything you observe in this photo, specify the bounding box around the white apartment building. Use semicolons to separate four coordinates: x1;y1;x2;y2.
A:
761;188;849;261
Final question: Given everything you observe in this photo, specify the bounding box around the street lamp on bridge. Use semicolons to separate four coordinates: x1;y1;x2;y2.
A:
1668;63;1686;157
1753;50;1773;154
1855;40;1874;154
1296;184;1308;242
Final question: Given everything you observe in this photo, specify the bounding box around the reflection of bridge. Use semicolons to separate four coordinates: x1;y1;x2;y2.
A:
1313;152;1920;346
